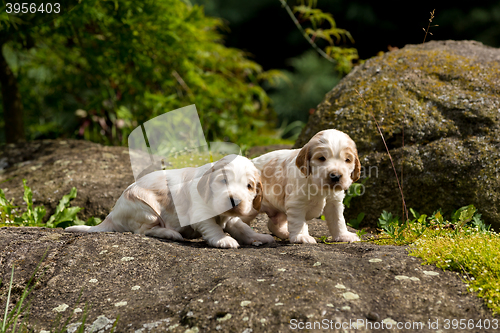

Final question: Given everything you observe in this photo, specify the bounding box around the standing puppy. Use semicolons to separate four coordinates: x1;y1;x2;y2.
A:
251;129;361;244
66;155;274;249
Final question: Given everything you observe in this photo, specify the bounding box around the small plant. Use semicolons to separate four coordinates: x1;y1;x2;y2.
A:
343;177;368;209
318;235;333;244
0;180;46;227
356;229;368;238
347;212;365;229
377;210;407;243
0;179;101;228
0;252;47;333
375;205;489;246
422;9;438;43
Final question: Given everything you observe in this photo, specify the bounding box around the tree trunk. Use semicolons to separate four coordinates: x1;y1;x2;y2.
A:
0;45;25;143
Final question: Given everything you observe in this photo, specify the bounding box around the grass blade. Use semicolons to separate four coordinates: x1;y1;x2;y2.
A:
2;266;14;331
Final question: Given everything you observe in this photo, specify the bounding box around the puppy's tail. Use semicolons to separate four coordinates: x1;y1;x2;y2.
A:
65;215;116;233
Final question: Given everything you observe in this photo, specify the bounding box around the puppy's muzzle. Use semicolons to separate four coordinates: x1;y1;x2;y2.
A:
229;196;241;208
329;173;342;184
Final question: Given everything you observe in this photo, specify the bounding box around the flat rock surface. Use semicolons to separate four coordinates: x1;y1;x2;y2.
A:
0;217;495;333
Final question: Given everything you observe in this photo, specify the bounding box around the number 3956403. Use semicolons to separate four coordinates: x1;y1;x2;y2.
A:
443;319;498;330
5;3;61;14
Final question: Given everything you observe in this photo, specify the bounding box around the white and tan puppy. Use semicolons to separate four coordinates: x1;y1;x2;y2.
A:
251;129;361;244
66;155;275;249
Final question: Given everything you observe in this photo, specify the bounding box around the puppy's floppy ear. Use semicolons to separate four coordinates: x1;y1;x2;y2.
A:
253;179;263;211
296;139;317;176
197;158;232;203
197;167;214;203
351;148;361;182
296;132;325;176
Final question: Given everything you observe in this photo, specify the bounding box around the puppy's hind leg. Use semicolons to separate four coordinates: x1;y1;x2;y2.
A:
266;211;290;240
224;217;275;245
144;226;184;241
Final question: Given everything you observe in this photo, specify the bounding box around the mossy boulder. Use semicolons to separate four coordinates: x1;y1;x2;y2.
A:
296;40;500;230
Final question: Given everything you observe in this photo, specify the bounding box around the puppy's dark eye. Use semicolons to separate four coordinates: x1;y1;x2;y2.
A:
247;184;253;190
318;156;326;161
346;158;352;163
221;178;227;184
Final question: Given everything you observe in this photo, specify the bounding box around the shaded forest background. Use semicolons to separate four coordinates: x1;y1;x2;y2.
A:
1;0;499;148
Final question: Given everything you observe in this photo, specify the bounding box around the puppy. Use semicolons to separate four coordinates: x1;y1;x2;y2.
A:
250;129;361;244
66;155;275;249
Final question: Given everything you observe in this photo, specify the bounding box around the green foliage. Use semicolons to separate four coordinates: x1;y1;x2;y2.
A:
377;211;409;243
374;205;499;313
21;179;46;225
275;120;305;141
376;205;489;246
355;229;367;238
1;0;282;146
268;50;341;124
0;179;100;228
318;235;332;244
347;212;365;229
0;188;17;224
45;187;82;228
292;0;358;75
343;177;368;209
0;180;46;227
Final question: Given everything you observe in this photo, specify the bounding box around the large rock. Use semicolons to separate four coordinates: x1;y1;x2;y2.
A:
0;140;135;221
0;135;496;331
0;223;495;332
296;40;500;230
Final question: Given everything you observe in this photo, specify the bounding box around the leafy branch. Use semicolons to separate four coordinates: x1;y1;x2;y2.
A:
279;0;358;75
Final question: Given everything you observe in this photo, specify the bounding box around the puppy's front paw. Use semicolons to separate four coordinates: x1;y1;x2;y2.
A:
210;236;240;249
290;234;317;244
252;233;275;244
333;232;360;243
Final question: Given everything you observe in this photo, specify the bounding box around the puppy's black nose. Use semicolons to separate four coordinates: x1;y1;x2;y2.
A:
330;173;342;183
230;196;241;208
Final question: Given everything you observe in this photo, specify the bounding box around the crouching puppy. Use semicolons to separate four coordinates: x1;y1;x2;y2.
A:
252;129;361;244
66;155;275;249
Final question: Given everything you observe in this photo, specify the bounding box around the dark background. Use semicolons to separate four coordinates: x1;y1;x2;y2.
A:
195;0;500;70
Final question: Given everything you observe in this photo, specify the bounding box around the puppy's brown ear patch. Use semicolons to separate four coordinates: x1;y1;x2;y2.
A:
253;180;263;211
197;167;213;203
351;149;361;182
296;144;313;176
296;133;323;176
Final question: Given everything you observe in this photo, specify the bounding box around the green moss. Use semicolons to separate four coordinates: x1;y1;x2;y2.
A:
371;205;500;315
302;44;500;152
410;232;500;315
